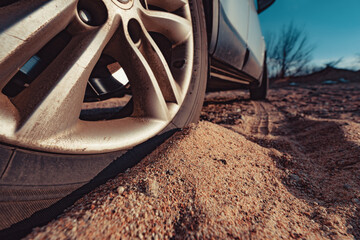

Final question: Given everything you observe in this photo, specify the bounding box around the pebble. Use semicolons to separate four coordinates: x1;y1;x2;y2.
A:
219;159;227;165
352;198;360;205
322;225;330;232
117;186;125;195
148;180;159;197
343;184;352;190
290;173;300;182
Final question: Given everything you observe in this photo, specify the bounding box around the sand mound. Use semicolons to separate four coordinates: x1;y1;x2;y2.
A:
27;119;359;239
27;83;360;239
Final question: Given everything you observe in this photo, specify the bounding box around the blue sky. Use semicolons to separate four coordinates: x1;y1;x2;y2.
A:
259;0;360;69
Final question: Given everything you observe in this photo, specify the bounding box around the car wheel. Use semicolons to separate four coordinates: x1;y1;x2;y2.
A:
250;61;268;100
0;0;207;234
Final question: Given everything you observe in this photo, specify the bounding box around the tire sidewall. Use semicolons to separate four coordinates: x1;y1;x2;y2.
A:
170;0;208;128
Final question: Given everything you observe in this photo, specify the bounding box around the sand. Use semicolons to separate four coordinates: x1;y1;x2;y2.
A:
26;82;360;239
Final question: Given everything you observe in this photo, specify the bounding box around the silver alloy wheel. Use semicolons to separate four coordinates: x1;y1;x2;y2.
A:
0;0;194;153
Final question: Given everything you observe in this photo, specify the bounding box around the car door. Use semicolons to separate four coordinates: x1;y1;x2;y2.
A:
212;0;265;79
243;0;265;78
212;0;250;71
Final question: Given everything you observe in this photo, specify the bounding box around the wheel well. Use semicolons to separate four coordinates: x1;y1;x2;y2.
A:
202;0;214;48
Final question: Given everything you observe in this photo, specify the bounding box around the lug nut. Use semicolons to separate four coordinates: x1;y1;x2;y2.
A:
79;9;92;24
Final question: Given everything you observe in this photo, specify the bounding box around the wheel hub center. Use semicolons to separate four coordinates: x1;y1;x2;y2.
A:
112;0;133;9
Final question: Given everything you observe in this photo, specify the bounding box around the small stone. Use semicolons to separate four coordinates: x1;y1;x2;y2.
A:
166;170;174;175
290;173;300;182
219;159;227;165
352;198;360;205
343;184;352;190
148;180;159;197
117;186;125;195
322;225;330;231
166;218;172;226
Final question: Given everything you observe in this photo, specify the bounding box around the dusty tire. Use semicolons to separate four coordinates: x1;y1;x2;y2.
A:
250;62;268;100
0;0;207;237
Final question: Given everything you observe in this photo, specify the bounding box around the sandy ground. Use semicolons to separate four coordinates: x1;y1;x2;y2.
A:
26;82;360;239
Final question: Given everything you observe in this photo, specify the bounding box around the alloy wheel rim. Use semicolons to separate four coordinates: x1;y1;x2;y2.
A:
0;0;194;153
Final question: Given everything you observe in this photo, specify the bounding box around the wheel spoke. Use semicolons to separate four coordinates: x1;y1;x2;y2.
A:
138;20;182;104
0;0;77;89
104;21;170;121
139;8;192;46
11;18;120;139
146;0;187;12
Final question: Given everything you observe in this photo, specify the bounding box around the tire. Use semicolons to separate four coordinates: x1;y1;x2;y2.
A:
250;61;268;100
0;0;207;237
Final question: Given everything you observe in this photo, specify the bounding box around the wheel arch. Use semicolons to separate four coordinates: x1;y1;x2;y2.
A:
202;0;219;55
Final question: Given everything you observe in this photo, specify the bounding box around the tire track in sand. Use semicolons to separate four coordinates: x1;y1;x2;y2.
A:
251;101;270;136
224;100;309;161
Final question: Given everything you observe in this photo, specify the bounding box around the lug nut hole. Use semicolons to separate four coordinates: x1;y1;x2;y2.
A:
78;9;92;24
173;59;186;69
128;19;142;45
77;0;107;26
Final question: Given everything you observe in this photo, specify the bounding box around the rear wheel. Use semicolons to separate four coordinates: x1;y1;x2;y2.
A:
0;0;207;234
250;61;268;100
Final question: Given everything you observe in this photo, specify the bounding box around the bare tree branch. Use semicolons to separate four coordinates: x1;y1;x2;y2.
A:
324;58;343;68
265;23;315;78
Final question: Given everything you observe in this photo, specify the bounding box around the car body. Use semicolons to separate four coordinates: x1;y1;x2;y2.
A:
206;0;273;92
0;0;274;235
